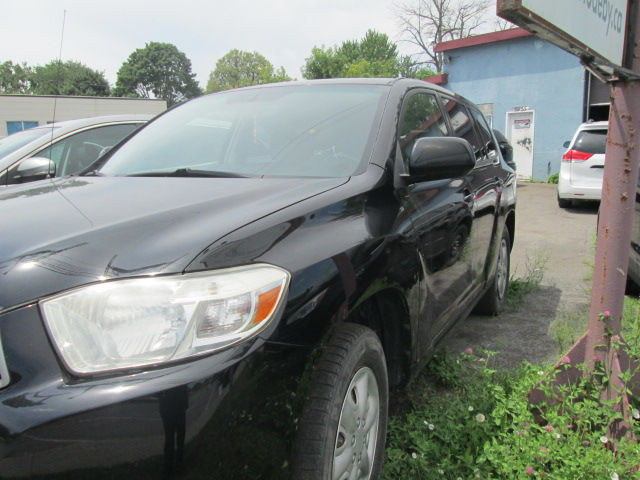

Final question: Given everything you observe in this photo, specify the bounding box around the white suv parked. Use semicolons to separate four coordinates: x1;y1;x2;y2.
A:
557;121;607;208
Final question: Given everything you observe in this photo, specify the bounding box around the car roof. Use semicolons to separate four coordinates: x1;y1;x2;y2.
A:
34;114;153;132
206;77;459;99
578;121;608;130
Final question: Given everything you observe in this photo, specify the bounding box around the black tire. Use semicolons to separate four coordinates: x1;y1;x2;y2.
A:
626;275;640;297
557;194;571;208
474;228;511;315
292;323;389;480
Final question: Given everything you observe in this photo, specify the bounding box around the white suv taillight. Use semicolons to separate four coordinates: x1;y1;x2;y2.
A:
562;149;594;162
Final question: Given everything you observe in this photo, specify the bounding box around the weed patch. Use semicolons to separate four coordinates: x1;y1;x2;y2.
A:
507;252;548;309
383;354;640;479
383;298;640;479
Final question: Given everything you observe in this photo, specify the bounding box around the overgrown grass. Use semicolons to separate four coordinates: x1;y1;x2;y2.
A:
550;296;640;352
550;305;589;352
506;252;548;309
383;321;640;479
382;257;640;479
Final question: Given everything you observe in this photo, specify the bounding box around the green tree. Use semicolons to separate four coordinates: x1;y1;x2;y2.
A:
397;55;437;79
300;46;345;79
114;42;201;106
0;61;33;93
205;49;291;93
302;30;403;79
29;60;110;96
356;30;398;63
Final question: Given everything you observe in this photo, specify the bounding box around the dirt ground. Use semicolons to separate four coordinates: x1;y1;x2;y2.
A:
441;182;599;368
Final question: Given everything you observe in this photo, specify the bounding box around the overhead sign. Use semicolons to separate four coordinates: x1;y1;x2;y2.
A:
498;0;630;69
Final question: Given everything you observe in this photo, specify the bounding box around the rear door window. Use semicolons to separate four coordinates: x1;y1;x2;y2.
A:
574;129;607;154
440;97;483;158
468;107;500;165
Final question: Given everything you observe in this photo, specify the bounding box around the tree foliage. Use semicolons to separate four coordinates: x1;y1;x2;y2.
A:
0;61;33;94
396;0;490;72
114;42;201;106
397;55;437;79
1;60;110;96
302;29;431;79
30;60;110;96
205;50;291;93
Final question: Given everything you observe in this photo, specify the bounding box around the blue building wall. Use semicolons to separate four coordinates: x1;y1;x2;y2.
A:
442;36;585;180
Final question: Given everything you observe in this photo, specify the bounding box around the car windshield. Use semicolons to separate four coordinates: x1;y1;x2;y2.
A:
574;129;607;154
98;85;388;178
0;126;53;160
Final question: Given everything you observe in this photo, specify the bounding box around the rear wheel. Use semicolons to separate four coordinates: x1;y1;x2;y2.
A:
292;323;388;480
626;275;640;297
474;228;511;315
557;194;571;208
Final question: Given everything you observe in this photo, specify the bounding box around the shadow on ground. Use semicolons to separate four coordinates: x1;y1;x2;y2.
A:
563;201;600;215
440;285;563;369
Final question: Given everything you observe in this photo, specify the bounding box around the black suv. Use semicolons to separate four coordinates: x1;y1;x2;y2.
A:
0;79;516;480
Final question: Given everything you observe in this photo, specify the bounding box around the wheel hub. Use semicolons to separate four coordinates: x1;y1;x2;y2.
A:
496;238;509;299
332;366;380;480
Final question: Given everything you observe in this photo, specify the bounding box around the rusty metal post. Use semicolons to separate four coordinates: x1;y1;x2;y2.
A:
585;3;640;368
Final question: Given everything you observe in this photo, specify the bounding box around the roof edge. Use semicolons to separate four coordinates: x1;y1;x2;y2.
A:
435;28;533;53
0;94;167;102
422;73;448;86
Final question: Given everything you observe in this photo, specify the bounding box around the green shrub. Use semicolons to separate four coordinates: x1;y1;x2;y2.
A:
383;345;640;479
548;173;559;184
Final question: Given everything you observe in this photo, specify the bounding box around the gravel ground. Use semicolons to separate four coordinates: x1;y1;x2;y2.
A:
440;182;599;368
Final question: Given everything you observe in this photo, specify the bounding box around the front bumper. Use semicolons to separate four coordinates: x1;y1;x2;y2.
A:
0;304;308;479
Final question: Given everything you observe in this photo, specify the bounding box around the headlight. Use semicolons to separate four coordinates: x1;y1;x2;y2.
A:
41;264;289;374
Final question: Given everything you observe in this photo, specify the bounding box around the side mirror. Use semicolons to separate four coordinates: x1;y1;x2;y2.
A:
563;141;570;148
407;137;476;182
14;157;56;183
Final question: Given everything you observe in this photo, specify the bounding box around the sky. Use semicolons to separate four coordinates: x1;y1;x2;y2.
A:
1;0;499;89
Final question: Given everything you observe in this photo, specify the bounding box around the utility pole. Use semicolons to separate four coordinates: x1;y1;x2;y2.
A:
498;0;640;440
585;2;640;365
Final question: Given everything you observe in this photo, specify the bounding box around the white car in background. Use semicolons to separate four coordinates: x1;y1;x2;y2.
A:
557;121;607;208
0;115;151;186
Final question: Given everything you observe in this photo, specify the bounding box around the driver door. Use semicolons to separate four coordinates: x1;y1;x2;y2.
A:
396;89;476;349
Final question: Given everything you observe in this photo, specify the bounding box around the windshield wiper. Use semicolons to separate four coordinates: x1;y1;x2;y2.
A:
126;168;249;178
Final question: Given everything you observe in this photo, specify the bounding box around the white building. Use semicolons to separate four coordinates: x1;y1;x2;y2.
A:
0;95;167;137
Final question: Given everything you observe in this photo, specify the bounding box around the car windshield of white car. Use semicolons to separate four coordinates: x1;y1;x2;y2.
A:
98;85;388;178
0;127;55;160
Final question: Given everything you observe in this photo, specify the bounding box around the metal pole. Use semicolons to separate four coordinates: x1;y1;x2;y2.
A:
585;2;640;368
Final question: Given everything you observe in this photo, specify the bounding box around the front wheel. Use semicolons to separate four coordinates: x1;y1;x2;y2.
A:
474;228;511;315
292;323;388;480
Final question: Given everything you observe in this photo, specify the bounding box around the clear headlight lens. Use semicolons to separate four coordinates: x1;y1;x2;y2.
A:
41;264;289;374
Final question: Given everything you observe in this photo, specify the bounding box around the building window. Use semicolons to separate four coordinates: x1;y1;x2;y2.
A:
6;121;39;135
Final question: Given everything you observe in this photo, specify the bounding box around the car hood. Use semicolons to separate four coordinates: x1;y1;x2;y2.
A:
0;175;347;310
